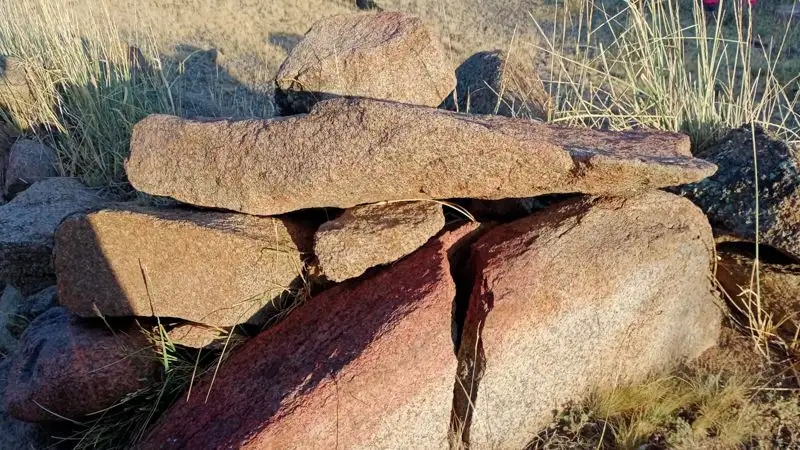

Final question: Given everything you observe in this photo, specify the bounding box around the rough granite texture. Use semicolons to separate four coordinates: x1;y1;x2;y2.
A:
137;226;478;450
1;360;60;450
166;323;223;349
716;247;800;344
4;307;158;422
126;98;717;216
314;201;445;282
0;177;113;295
680;126;800;259
442;49;551;120
4;139;58;199
54;206;315;327
275;11;455;114
454;191;721;449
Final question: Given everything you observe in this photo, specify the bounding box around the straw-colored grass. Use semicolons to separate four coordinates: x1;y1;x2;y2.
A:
533;0;800;150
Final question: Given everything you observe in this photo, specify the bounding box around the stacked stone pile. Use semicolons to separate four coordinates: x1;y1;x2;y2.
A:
6;10;800;450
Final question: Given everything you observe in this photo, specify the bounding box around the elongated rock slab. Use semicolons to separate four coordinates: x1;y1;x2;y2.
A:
126;98;716;216
454;191;721;449
54;206;314;327
138;227;471;450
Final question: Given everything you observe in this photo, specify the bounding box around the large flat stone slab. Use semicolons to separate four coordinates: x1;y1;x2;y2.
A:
126;98;716;216
54;206;315;327
453;191;721;449
138;227;470;450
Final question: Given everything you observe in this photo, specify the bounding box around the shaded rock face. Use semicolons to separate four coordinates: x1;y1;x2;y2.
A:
4;308;158;422
443;49;551;120
138;227;473;450
314;201;445;282
54;206;315;327
453;191;721;449
275;11;454;114
0;122;16;202
0;285;58;357
0;178;113;295
1;360;59;450
4;139;58;199
716;245;800;344
126;98;716;216
680;126;800;259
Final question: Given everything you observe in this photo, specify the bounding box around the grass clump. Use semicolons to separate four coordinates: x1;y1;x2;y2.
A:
529;371;799;449
55;324;240;450
0;0;179;190
535;0;800;150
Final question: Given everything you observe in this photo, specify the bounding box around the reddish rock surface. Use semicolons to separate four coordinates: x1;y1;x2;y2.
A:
137;227;475;450
5;308;158;422
275;11;455;114
453;191;721;449
54;206;314;327
126;98;716;216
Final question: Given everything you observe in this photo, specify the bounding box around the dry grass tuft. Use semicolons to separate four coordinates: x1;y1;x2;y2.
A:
533;0;800;150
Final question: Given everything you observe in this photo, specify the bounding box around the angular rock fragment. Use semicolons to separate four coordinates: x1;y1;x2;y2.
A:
275;11;454;114
443;49;551;120
4;139;58;198
127;98;716;216
138;226;473;450
4;308;158;422
0;178;113;295
54;206;315;327
314;201;445;282
166;323;224;349
453;191;721;448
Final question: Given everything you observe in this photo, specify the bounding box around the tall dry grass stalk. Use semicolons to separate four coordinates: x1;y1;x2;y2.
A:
0;0;176;189
533;0;800;150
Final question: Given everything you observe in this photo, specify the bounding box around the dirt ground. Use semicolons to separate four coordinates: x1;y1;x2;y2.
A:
62;0;550;88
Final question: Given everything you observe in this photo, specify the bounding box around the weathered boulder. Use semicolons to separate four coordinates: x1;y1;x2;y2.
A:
716;246;800;344
4;139;58;198
275;11;454;114
127;98;716;216
54;206;314;327
5;307;158;422
1;360;59;450
314;201;445;282
453;191;721;448
443;49;551;120
0;177;113;295
680;126;800;259
138;226;474;450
